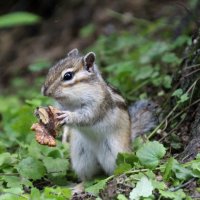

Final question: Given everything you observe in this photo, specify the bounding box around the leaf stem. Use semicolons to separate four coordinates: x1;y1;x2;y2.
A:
169;178;196;192
0;173;19;176
147;104;179;139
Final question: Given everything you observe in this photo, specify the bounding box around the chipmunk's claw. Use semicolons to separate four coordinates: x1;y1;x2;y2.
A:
56;111;70;125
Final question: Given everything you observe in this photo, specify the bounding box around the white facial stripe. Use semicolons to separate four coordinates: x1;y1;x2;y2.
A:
61;68;74;78
63;71;91;88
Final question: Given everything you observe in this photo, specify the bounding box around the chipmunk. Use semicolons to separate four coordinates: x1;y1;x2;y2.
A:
42;49;159;181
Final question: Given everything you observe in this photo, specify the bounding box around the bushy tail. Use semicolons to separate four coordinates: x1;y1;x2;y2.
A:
129;100;160;141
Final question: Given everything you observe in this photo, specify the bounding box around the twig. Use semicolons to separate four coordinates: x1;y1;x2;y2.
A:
169;178;196;192
147;104;179;139
159;115;186;142
0;173;19;176
159;97;200;142
181;153;194;163
168;98;200;123
185;63;200;69
191;195;200;199
123;165;165;176
124;168;149;175
183;68;200;77
186;79;198;93
128;79;150;95
148;78;200;140
189;79;197;105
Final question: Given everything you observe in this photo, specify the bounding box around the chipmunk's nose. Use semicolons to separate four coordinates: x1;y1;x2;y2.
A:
41;85;51;96
41;85;47;96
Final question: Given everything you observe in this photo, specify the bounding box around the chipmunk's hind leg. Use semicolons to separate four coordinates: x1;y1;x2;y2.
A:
97;134;131;175
70;132;102;181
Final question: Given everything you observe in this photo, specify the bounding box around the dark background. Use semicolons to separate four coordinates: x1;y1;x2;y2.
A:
0;0;195;92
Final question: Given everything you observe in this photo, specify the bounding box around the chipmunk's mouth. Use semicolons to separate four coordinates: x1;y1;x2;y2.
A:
54;96;65;100
53;94;68;101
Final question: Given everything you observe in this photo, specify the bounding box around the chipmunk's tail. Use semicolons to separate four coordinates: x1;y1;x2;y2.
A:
128;100;160;141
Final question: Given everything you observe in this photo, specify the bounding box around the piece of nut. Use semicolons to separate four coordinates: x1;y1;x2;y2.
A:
31;106;61;147
31;123;56;147
35;107;49;124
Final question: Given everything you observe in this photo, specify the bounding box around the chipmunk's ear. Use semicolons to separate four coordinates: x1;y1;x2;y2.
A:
67;48;79;57
83;52;96;71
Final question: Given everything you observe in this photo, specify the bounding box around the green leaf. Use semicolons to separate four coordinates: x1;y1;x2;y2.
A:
17;157;46;180
136;141;166;169
114;163;132;175
163;157;174;181
43;157;69;175
140;41;169;64
129;172;147;183
0;153;16;167
179;93;189;103
9;105;35;137
172;89;183;97
132;137;144;151
59;187;72;199
0;96;20;112
30;188;41;200
0;194;24;200
172;89;189;104
80;23;95;38
116;152;138;166
85;179;108;195
117;194;128;200
47;149;64;158
21;178;33;188
162;53;180;64
172;160;193;181
129;176;154;200
135;66;153;81
2;187;24;195
151;180;167;190
0;189;27;200
159;189;186;200
163;75;172;89
195;153;200;160
170;35;190;49
28;59;51;72
191;162;200;177
115;152;137;175
43;187;72;199
2;176;21;188
25;99;42;107
0;12;41;28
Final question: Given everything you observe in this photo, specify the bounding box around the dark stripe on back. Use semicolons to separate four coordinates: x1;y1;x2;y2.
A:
106;83;128;110
115;101;128;111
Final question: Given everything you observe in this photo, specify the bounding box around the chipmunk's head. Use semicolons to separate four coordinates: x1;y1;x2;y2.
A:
42;49;101;106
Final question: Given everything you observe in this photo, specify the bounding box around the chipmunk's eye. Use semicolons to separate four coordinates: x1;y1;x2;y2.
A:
63;72;74;81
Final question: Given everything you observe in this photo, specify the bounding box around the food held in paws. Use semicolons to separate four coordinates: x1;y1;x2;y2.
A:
31;106;61;146
31;123;56;146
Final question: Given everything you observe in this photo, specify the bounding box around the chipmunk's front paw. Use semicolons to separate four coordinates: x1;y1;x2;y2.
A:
56;111;72;125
